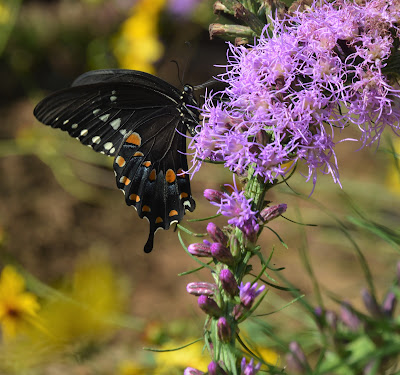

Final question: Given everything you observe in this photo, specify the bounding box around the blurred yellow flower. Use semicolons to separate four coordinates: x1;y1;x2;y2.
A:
257;346;280;366
0;252;129;373
113;0;166;74
38;251;128;347
0;3;10;24
117;360;149;375
0;266;40;340
153;339;209;374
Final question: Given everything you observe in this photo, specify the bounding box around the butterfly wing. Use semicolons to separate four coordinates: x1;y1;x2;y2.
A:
34;69;198;252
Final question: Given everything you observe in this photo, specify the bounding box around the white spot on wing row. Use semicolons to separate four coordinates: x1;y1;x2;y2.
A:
92;136;101;144
93;109;101;115
80;129;88;137
104;142;113;150
110;118;121;130
100;113;110;122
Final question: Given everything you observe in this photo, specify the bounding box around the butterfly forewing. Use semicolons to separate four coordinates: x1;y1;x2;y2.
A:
33;69;199;252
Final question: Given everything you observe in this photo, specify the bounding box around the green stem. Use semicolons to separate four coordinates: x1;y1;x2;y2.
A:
209;165;271;373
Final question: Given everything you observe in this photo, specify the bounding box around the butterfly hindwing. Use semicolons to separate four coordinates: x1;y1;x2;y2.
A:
114;110;195;252
33;69;199;252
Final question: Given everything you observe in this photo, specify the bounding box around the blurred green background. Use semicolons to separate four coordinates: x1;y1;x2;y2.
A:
0;0;399;373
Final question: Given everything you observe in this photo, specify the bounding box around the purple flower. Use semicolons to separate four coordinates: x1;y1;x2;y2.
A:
198;295;221;317
207;185;259;240
189;0;400;191
240;357;261;375
186;282;217;297
219;269;239;297
239;282;266;308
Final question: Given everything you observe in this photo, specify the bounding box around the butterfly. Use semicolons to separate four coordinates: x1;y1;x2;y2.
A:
34;69;200;253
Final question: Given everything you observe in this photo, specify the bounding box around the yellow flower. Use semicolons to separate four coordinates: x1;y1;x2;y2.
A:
113;0;166;74
0;266;39;339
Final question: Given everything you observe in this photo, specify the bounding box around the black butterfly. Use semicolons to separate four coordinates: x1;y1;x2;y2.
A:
34;69;200;253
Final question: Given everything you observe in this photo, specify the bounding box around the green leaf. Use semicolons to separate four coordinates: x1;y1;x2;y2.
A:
346;335;376;365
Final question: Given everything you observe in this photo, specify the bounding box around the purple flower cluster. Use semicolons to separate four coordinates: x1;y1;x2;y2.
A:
204;186;259;240
190;0;400;189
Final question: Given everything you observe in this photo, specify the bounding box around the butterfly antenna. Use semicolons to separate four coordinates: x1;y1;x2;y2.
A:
170;60;184;86
194;78;219;90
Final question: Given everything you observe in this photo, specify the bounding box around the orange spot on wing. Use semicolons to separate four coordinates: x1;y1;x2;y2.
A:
142;205;151;212
165;169;176;183
133;151;144;157
119;176;131;185
149;169;156;182
169;210;178;217
129;194;140;202
177;168;186;177
180;192;188;199
155;217;163;224
142;161;151;167
126;132;141;146
116;156;126;167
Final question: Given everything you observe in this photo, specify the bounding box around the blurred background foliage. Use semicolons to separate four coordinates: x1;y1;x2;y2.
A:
0;0;399;374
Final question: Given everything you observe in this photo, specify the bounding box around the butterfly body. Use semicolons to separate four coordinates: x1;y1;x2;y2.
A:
34;69;199;252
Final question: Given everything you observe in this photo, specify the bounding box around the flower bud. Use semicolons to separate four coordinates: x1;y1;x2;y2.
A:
260;204;287;223
325;310;338;330
397;262;400;285
211;242;234;266
340;302;361;331
204;189;224;204
207;222;228;246
382;292;397;317
208;361;228;375
232;303;244;320
188;241;212;257
186;282;217;297
184;368;204;375
217;317;231;342
198;295;221;317
219;269;239;297
361;288;381;318
286;342;308;374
